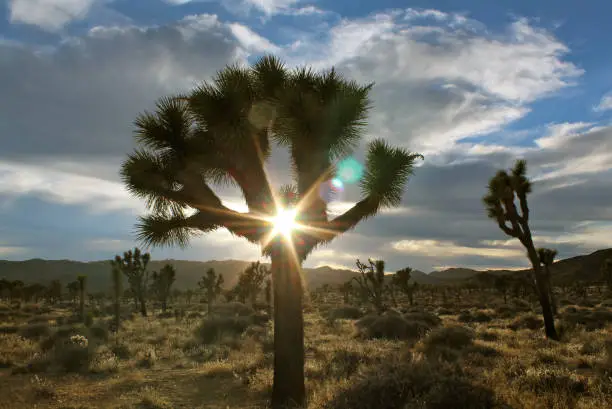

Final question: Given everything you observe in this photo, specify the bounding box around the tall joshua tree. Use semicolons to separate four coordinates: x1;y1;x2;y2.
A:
198;268;224;316
111;248;151;317
120;56;423;408
483;159;558;340
537;248;558;316
77;275;87;320
110;261;123;333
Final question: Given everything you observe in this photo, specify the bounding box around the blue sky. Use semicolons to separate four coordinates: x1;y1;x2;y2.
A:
0;0;611;273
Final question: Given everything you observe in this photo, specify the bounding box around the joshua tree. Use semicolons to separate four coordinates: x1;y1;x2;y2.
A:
120;56;423;408
494;275;511;304
77;275;87;319
111;248;151;317
150;264;176;313
264;278;272;314
353;259;388;314
110;262;122;333
537;248;558;316
66;281;79;305
233;261;270;306
198;268;224;315
339;281;353;304
602;258;612;294
483;159;558;340
392;267;417;306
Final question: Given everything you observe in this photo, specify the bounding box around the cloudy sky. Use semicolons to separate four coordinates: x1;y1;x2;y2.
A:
0;0;611;273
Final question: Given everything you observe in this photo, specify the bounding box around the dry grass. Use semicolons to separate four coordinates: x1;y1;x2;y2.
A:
0;292;611;409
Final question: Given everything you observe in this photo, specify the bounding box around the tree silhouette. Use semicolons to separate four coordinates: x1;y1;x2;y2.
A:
120;56;423;408
150;264;176;313
111;248;151;317
198;268;224;315
602;258;612;295
353;259;388;314
392;267;417;306
110;260;123;333
483;159;558;340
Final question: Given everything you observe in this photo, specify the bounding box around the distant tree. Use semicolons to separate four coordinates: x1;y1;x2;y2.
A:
233;261;270;306
150;264;176;313
494;275;511;304
352;259;387;314
483;159;558;340
8;280;24;301
77;275;87;319
66;281;79;305
537;248;558;316
110;261;123;333
339;281;353;304
198;268;224;315
264;278;272;314
23;283;46;303
184;288;195;305
111;248;151;317
392;267;417;306
602;258;612;294
47;280;62;304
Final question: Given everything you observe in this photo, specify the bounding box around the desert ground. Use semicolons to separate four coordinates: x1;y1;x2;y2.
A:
1;285;611;409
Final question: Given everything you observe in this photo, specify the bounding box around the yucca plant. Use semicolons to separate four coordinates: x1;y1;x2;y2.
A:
537;247;558;316
198;268;224;315
120;56;423;407
483;159;558;340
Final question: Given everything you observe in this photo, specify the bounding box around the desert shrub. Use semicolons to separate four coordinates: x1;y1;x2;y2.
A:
436;307;453;315
322;349;372;380
0;325;19;334
110;343;132;360
458;310;493;323
53;334;93;372
88;323;109;341
157;311;174;319
560;308;612;331
249;311;270;326
27;315;55;324
477;330;499;342
84;312;94;327
516;366;589;395
598;299;612;308
511;299;532;312
211;302;254;317
18;323;51;340
187;311;202;319
311;358;499;409
137;348;157;368
195;316;251;344
422;326;475;352
328;306;363;320
355;314;431;341
508;313;543;331
403;311;442;327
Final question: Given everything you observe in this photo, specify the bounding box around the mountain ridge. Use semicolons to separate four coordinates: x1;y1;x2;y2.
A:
1;248;609;291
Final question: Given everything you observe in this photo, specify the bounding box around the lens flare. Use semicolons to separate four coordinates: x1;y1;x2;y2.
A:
272;208;297;238
336;157;363;184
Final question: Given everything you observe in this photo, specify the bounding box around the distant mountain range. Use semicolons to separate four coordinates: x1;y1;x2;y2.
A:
0;248;610;292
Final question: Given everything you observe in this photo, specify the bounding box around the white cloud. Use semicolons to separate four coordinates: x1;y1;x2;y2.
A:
594;94;612;112
7;0;116;31
391;239;525;259
229;23;280;53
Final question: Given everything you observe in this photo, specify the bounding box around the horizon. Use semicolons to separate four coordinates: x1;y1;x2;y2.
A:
1;1;611;273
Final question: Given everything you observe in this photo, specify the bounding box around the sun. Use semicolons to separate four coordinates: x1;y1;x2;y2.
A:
271;208;298;238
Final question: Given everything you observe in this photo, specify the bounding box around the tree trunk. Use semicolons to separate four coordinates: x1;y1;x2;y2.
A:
139;296;147;317
526;249;558;340
79;292;85;320
114;301;120;333
271;243;305;409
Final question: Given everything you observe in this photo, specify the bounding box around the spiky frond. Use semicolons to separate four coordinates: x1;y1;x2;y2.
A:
360;139;424;208
537;248;558;266
135;213;209;249
133;96;192;153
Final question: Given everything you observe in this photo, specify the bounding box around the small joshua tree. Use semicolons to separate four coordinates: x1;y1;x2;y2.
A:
66;281;79;306
602;258;612;295
198;268;224;315
352;258;387;314
494;275;511;304
483;159;558;340
111;248;151;317
150;264;176;313
234;261;270;307
392;267;417;306
110;261;122;333
537;248;558;316
339;281;353;304
77;275;87;320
